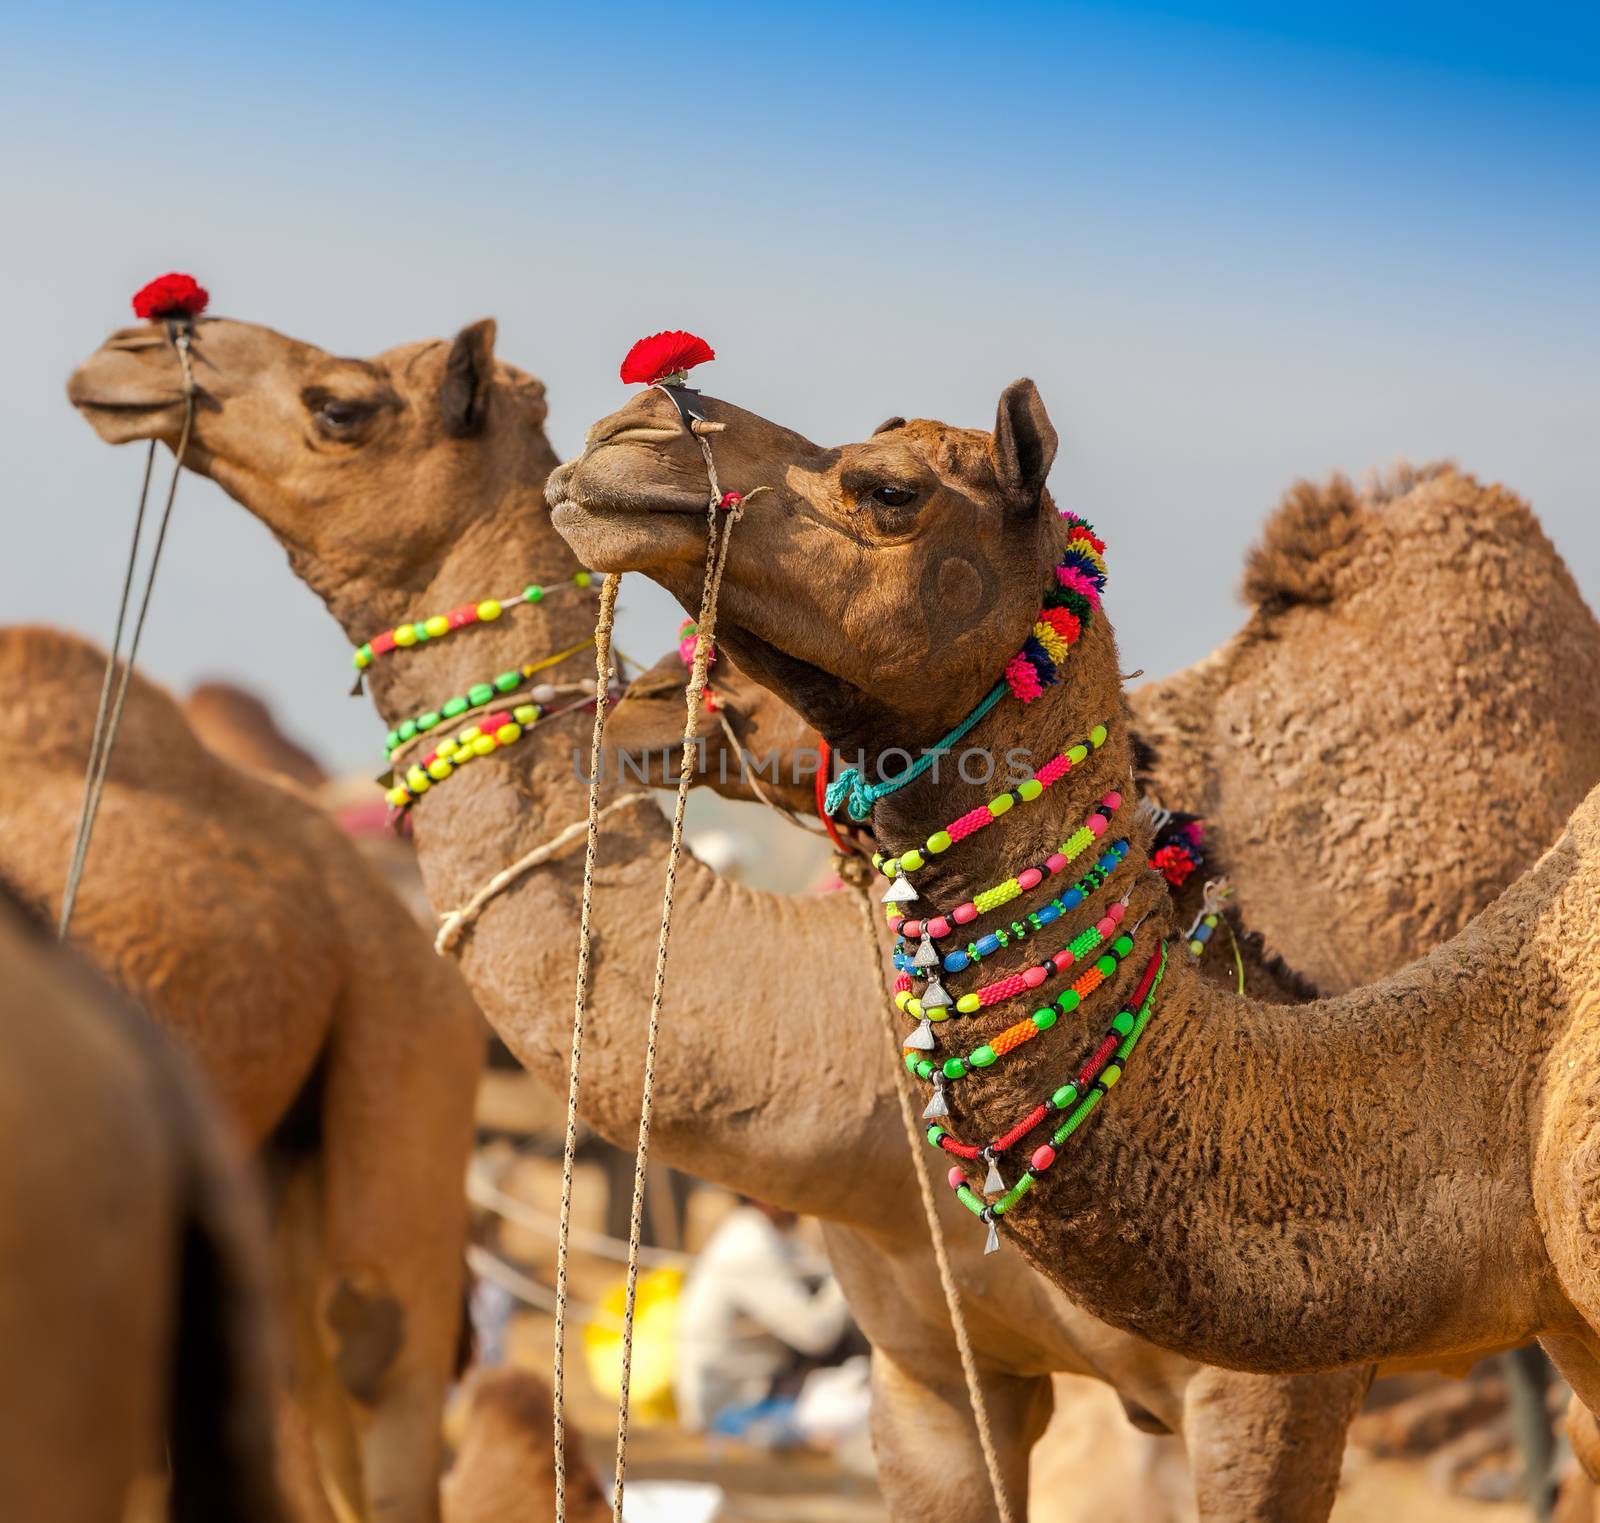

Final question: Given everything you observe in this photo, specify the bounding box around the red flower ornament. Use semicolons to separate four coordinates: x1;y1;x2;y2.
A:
619;330;715;386
132;272;209;322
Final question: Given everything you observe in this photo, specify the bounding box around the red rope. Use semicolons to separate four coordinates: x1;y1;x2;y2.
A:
816;736;860;855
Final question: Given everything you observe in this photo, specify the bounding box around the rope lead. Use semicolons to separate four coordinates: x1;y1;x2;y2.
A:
59;322;195;940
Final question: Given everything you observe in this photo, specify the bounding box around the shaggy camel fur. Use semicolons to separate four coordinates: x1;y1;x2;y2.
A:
0;882;284;1523
550;378;1600;1397
1131;462;1600;994
66;313;1552;1523
0;628;483;1523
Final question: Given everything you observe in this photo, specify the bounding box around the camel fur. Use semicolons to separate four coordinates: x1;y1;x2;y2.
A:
0;881;285;1523
0;627;483;1523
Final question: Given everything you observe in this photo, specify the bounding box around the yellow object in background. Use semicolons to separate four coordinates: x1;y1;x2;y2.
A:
582;1266;683;1426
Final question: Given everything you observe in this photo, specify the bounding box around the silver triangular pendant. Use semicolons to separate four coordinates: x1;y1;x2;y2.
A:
983;1215;1001;1255
882;873;918;904
913;934;938;969
922;1076;949;1120
920;978;953;1010
983;1152;1005;1194
905;1018;935;1051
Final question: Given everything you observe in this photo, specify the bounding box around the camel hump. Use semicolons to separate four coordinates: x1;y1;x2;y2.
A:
1240;460;1520;614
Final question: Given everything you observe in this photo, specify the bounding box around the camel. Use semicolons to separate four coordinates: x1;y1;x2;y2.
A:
0;879;285;1523
63;312;1576;1523
548;376;1600;1400
0;627;484;1523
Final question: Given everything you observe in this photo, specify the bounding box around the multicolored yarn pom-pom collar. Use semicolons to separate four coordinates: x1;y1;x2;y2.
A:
1003;512;1106;704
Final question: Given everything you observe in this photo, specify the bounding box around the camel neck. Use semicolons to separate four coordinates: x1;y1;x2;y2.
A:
268;467;915;1230
863;606;1582;1368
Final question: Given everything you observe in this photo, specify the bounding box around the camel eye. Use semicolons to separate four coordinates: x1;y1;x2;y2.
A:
870;484;917;508
316;400;367;429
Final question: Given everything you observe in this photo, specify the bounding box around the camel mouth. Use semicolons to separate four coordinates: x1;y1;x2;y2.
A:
73;395;184;414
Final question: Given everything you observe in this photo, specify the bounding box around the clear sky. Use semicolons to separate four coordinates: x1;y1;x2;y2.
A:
3;2;1596;772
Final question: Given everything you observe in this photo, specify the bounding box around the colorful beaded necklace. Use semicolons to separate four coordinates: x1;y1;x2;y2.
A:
872;723;1111;884
351;572;596;671
895;891;1130;1023
941;944;1166;1249
383;639;594;758
384;696;592;810
905;927;1140;1109
847;511;1173;1251
887;787;1123;947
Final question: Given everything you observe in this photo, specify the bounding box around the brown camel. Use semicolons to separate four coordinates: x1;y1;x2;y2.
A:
0;880;285;1523
549;378;1600;1398
65;313;1571;1523
607;461;1600;1004
0;627;483;1523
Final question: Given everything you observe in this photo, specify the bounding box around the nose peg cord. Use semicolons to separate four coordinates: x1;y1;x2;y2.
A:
552;413;747;1523
58;321;196;939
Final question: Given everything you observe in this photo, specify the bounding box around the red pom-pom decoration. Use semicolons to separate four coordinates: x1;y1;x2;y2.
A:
1151;843;1198;888
132;272;209;322
620;330;715;386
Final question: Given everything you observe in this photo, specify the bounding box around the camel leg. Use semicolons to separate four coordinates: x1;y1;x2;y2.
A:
1542;1336;1600;1482
277;1160;366;1520
869;1347;1046;1523
1182;1366;1370;1523
313;988;480;1523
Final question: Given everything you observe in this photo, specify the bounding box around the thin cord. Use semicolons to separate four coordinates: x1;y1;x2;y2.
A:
709;703;823;835
845;870;1017;1523
551;572;621;1523
434;791;653;956
609;496;742;1522
59;327;195;939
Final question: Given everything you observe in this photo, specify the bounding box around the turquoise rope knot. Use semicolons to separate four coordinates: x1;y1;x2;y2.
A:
822;682;1007;826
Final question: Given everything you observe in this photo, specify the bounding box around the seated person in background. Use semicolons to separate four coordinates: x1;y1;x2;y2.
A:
674;1199;855;1442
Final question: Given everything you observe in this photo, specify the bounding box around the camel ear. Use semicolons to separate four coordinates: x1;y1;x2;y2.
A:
872;416;906;436
438;319;498;438
992;379;1058;514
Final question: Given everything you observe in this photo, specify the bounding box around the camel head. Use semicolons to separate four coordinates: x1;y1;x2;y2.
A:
550;380;1071;752
68;315;561;630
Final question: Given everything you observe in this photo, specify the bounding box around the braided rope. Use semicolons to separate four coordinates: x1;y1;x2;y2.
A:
609;485;743;1522
552;572;622;1523
433;789;653;956
846;870;1016;1523
59;324;195;940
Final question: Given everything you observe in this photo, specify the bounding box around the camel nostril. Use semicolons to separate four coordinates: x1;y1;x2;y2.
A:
594;422;682;451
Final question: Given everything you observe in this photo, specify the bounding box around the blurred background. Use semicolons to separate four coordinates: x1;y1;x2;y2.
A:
2;0;1596;772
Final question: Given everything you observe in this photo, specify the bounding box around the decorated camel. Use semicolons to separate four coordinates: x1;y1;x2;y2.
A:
609;460;1600;1001
68;310;1595;1522
0;879;284;1523
0;626;483;1523
549;370;1600;1406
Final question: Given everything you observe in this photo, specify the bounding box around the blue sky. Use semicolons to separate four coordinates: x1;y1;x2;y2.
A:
3;2;1595;771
